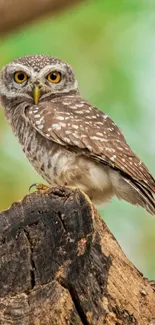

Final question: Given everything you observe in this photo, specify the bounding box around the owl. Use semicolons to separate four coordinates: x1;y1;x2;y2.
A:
0;54;155;215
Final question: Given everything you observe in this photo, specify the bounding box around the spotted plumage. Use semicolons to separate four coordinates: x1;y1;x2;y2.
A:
0;54;155;214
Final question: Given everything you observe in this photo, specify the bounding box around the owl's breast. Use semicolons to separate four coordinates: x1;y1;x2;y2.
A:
14;115;113;203
19;120;64;184
17;118;77;187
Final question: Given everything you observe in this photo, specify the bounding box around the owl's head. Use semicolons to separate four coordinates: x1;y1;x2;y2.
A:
0;55;78;105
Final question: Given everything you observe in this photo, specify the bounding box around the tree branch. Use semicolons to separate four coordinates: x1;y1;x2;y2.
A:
0;0;85;36
0;187;154;324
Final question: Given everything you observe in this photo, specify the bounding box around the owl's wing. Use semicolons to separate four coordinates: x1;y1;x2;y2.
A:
25;95;155;193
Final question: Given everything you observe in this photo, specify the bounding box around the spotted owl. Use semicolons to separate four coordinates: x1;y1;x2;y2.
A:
0;54;155;215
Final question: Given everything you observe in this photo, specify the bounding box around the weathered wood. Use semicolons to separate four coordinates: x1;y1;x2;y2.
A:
0;187;154;324
0;0;85;36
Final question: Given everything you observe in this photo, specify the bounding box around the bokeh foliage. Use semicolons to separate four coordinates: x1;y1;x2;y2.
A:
0;0;155;278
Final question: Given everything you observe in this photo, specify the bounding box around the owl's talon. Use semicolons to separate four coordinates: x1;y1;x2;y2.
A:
29;183;37;193
29;183;49;192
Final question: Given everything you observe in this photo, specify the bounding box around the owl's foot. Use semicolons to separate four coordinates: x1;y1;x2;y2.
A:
29;183;49;192
29;184;92;206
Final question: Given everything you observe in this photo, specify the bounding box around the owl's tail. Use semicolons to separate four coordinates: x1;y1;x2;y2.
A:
109;169;155;215
118;176;155;215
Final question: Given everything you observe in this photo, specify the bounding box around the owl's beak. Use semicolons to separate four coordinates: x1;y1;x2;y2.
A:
32;86;41;104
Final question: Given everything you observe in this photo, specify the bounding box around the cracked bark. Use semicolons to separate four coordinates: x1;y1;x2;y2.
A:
0;187;154;325
0;0;85;36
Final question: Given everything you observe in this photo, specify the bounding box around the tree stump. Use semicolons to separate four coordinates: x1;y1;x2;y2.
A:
0;187;154;324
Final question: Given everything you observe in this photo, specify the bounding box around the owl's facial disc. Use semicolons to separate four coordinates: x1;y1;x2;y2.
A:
0;60;78;104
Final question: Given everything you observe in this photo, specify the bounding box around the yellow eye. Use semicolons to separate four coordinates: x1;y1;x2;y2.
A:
47;71;61;83
14;71;28;83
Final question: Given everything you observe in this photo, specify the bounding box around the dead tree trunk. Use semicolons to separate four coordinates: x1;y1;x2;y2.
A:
0;187;154;324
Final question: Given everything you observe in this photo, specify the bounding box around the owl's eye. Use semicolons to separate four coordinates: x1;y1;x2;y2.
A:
14;71;28;83
47;71;61;83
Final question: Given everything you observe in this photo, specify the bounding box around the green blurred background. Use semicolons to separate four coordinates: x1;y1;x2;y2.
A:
0;0;155;278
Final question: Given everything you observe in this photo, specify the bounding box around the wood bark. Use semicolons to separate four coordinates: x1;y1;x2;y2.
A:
0;0;85;36
0;187;154;324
